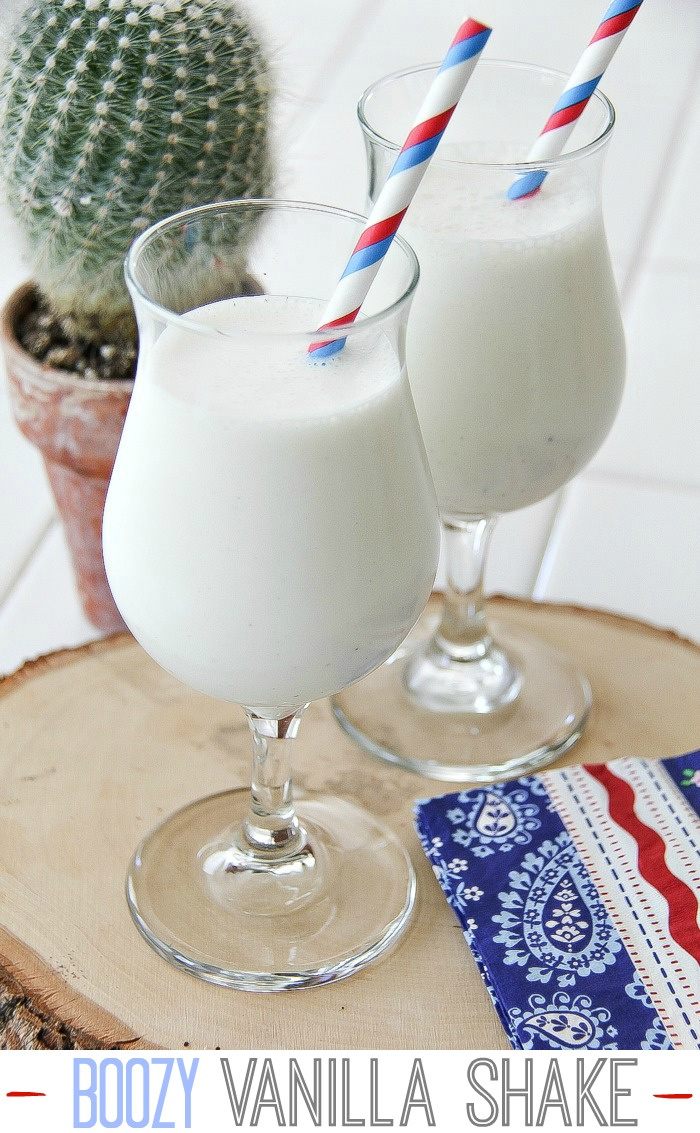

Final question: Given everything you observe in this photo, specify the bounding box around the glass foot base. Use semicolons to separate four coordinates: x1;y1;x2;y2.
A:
332;615;591;783
126;789;415;991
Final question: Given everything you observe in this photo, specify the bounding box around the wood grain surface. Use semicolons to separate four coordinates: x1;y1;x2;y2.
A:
1;597;699;1050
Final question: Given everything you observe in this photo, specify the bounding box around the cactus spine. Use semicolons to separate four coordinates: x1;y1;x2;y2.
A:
0;0;272;349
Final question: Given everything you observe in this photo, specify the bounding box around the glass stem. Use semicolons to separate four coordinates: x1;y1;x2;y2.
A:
433;515;497;662
242;709;307;856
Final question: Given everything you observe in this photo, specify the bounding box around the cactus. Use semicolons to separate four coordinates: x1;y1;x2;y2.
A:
0;0;273;360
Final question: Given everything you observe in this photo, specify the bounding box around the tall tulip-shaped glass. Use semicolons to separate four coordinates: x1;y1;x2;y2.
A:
332;61;626;782
103;200;439;990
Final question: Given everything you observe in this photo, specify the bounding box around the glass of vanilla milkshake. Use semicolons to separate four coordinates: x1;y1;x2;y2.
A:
102;200;440;990
332;60;625;782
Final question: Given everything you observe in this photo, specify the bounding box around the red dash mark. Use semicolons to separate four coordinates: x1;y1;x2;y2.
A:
6;1092;47;1097
653;1094;694;1099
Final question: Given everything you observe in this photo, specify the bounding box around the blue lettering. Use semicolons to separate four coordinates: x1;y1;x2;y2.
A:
152;1058;175;1129
99;1059;124;1129
74;1058;98;1128
72;1055;198;1129
177;1058;198;1129
125;1058;150;1129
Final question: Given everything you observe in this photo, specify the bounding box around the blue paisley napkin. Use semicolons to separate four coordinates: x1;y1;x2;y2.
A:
414;748;700;1051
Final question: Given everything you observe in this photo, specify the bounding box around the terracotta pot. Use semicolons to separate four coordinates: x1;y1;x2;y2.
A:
1;283;133;634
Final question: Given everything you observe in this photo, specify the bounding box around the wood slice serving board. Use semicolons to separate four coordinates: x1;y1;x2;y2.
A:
1;597;699;1051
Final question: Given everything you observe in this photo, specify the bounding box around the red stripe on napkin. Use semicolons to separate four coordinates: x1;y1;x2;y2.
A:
586;763;700;966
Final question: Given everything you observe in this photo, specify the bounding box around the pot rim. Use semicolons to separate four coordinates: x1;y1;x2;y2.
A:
1;281;135;394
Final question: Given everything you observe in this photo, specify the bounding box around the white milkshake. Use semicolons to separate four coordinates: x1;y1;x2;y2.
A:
103;294;439;708
402;147;626;515
331;64;623;781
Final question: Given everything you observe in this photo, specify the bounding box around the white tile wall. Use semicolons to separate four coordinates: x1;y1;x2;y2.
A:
1;0;699;677
0;522;99;677
593;265;700;489
0;379;53;602
536;473;700;640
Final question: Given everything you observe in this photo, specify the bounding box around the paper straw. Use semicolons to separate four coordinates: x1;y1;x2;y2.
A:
308;17;492;357
508;0;645;200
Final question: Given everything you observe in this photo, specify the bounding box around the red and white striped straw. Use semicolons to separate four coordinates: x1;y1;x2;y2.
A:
309;17;492;357
508;0;645;199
